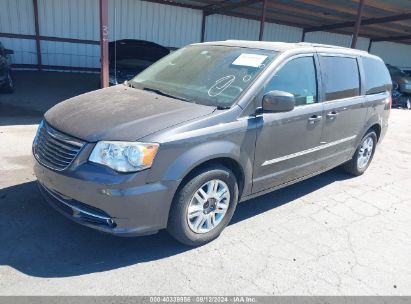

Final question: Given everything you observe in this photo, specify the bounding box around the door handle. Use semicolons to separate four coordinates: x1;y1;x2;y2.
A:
308;115;322;124
326;111;338;119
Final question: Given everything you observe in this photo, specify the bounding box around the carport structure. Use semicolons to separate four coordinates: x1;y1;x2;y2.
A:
1;0;411;87
167;0;411;46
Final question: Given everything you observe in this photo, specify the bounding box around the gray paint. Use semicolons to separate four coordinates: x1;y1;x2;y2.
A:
45;85;216;142
34;41;390;236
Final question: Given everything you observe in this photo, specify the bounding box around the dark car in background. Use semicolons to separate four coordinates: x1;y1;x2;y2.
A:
392;82;411;109
386;64;411;95
108;39;170;85
0;41;14;93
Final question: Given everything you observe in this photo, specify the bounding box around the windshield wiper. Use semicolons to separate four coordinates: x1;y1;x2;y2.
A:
142;87;190;102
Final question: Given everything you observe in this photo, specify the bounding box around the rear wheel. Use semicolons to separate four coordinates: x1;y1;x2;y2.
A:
1;71;14;93
342;131;377;176
167;165;239;246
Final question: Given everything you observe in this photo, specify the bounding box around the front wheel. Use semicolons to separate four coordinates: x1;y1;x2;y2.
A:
167;165;239;246
342;131;377;176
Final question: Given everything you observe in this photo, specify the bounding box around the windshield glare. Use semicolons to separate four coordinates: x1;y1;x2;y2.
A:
130;45;277;108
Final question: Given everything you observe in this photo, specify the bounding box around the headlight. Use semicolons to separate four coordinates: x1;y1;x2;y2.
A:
89;141;159;172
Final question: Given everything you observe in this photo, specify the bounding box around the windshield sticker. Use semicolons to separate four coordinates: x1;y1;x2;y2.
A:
232;53;268;68
306;96;314;104
208;75;236;97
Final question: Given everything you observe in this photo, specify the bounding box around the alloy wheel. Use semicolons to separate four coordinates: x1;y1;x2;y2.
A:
357;137;374;170
187;179;230;234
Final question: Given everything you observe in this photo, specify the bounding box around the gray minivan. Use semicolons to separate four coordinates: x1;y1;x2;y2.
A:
33;41;391;246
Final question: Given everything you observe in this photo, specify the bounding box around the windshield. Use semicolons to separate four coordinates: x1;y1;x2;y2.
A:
130;45;278;108
387;65;407;77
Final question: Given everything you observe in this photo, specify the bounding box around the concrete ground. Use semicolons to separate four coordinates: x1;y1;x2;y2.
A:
0;72;411;295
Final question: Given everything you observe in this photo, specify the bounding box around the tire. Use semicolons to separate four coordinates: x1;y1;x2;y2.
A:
1;71;14;93
167;165;239;246
342;131;377;176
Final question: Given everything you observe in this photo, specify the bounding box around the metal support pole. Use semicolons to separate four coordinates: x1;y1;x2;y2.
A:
351;0;366;49
33;0;42;71
301;30;306;42
368;40;373;52
259;0;267;41
99;0;109;88
201;12;207;42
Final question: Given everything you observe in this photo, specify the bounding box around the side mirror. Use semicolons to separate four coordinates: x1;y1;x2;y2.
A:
5;49;14;55
262;90;295;113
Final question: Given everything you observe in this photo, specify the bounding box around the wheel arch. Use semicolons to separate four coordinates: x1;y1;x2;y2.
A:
175;157;245;199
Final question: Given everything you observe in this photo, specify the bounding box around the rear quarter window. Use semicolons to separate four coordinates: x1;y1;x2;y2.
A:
320;56;360;101
363;57;392;95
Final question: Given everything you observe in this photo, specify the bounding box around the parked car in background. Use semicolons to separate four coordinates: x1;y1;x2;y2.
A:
403;69;411;77
33;41;391;246
392;82;411;109
386;64;411;95
108;39;170;85
0;41;14;93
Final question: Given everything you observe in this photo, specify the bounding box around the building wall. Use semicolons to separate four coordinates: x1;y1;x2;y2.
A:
108;0;202;48
204;14;260;41
204;14;302;43
304;31;370;51
0;0;202;69
263;22;302;43
1;0;411;71
370;41;411;69
37;0;100;68
0;0;37;65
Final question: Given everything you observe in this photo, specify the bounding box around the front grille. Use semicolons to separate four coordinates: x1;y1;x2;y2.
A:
33;121;85;171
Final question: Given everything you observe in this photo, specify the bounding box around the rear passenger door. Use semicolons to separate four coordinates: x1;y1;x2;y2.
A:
316;55;367;169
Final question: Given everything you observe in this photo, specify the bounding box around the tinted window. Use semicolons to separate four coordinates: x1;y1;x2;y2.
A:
265;56;317;106
363;58;392;95
320;56;360;101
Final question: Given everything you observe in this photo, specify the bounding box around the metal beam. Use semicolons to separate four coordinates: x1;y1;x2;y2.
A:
371;34;411;42
259;0;267;41
0;32;100;45
32;0;42;71
206;0;261;16
201;12;207;42
351;0;366;48
305;12;411;33
99;0;109;88
12;63;100;72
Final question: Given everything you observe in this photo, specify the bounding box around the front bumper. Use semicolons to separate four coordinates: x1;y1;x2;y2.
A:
34;160;179;236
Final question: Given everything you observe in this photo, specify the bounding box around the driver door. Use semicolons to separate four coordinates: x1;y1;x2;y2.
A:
252;54;324;193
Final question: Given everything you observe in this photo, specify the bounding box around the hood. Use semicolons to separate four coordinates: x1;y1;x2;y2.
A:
45;85;215;142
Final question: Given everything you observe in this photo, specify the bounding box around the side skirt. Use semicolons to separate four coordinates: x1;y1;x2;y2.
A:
239;158;350;203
